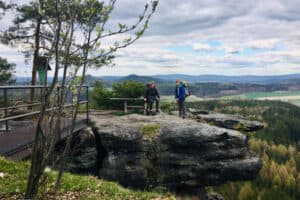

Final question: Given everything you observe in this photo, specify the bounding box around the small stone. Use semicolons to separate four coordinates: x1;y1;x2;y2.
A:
44;167;51;173
0;172;5;179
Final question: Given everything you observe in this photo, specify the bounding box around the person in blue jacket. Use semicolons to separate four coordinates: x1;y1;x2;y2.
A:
175;80;189;119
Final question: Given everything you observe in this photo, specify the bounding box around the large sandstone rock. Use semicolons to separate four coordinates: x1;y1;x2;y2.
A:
188;108;264;132
90;113;262;190
54;128;98;174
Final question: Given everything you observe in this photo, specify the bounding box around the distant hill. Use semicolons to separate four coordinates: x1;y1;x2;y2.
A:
92;73;300;85
154;74;300;84
14;74;300;98
15;73;300;86
85;74;167;86
117;74;165;84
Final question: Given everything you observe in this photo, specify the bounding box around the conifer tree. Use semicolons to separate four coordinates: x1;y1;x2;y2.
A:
0;57;15;85
2;0;49;101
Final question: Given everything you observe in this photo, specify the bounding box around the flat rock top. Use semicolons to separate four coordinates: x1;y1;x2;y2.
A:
89;112;245;140
90;112;192;126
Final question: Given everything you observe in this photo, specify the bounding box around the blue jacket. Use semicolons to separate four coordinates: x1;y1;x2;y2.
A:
175;83;186;101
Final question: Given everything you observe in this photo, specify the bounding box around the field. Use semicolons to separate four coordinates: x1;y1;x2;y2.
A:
221;91;300;106
162;91;300;107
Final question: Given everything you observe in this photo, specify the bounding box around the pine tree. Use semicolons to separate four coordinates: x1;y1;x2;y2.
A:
296;173;300;193
273;174;282;186
286;175;296;191
0;57;15;85
2;1;50;101
238;183;256;200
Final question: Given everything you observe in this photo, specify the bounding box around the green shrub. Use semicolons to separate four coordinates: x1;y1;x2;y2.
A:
160;102;176;114
90;81;113;109
112;80;145;98
90;80;146;110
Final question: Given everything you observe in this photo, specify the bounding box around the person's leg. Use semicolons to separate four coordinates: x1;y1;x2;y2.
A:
182;100;186;119
178;100;182;117
155;98;159;112
146;100;151;115
149;100;153;114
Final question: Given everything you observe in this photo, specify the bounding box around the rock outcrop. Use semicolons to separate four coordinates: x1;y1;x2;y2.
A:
188;108;264;131
89;113;262;191
54;128;97;174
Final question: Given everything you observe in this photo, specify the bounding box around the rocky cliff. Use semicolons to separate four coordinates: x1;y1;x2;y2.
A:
87;112;262;191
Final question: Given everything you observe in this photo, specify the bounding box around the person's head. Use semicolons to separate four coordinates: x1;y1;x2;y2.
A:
183;81;188;87
151;81;156;88
176;80;181;85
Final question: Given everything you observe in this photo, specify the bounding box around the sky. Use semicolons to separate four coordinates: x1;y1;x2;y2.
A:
1;0;300;76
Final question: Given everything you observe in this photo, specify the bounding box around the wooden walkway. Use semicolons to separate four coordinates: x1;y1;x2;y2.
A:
0;117;87;161
0;85;90;161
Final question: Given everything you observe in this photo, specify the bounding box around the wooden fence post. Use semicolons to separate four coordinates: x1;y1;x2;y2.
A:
124;100;128;113
144;101;147;115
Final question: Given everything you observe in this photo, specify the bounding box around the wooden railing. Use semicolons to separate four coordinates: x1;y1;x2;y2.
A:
0;85;89;132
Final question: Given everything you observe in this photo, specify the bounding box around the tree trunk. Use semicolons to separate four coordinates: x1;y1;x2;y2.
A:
30;19;41;105
25;1;61;196
24;121;45;199
55;29;91;189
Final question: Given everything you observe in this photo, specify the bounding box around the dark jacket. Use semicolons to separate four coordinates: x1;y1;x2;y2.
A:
145;87;160;101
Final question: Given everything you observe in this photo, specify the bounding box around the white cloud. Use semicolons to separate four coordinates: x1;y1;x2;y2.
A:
2;0;300;76
246;39;279;50
193;43;213;52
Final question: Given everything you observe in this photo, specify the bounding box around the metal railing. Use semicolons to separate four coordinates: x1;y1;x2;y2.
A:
0;85;89;132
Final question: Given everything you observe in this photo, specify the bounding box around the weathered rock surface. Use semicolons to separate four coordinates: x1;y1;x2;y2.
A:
55;128;97;174
188;108;264;132
90;113;262;190
206;192;225;200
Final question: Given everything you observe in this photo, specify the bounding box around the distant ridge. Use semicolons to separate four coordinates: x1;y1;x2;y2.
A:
98;73;300;85
16;73;300;85
117;74;165;83
153;74;300;84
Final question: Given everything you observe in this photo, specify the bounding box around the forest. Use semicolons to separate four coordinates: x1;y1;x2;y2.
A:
186;100;300;200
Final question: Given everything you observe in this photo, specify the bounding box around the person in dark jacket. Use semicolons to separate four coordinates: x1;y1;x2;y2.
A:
144;81;160;115
175;80;188;119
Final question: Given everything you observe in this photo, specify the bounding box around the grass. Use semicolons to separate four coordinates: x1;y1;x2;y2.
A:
0;157;174;200
114;111;129;116
141;124;161;139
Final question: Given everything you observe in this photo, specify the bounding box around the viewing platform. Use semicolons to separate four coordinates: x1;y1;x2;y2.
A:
0;85;89;161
